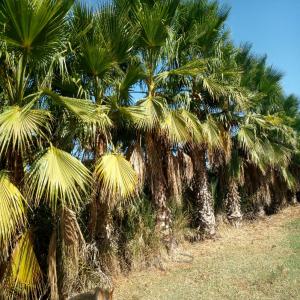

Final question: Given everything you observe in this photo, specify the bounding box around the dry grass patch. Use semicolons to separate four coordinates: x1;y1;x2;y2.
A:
114;206;300;300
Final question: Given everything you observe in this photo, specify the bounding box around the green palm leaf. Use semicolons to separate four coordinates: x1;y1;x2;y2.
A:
156;59;208;83
0;0;74;64
161;109;202;143
0;101;51;155
43;89;113;129
26;146;91;211
136;96;167;130
133;0;179;48
200;116;222;149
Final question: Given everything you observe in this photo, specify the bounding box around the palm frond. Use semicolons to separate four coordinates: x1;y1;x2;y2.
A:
161;109;202;143
156;59;208;83
0;0;73;65
0;101;51;155
133;0;179;49
43;89;113;129
26;146;91;211
0;171;26;252
95;151;138;202
199;116;222;149
3;231;43;299
136;96;167;130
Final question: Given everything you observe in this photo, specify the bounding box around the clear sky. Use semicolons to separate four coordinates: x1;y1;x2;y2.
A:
86;0;300;97
220;0;300;97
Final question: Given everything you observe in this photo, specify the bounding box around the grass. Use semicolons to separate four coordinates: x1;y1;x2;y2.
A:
114;206;300;300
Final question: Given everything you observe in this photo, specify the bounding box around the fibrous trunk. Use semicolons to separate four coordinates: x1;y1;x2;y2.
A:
225;180;242;227
128;142;145;193
146;133;173;249
60;208;85;298
190;146;215;238
252;183;271;217
48;230;58;300
167;150;182;205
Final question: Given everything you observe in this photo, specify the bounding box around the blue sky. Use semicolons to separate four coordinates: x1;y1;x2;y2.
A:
86;0;300;97
220;0;300;97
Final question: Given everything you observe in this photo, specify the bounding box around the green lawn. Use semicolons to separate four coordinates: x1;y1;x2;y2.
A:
115;207;300;300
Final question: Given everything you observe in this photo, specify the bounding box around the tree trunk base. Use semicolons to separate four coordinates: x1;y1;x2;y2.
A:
256;205;266;218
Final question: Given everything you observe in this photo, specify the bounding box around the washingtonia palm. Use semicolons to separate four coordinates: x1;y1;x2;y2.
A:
0;0;96;298
119;0;216;247
0;0;299;298
170;0;249;238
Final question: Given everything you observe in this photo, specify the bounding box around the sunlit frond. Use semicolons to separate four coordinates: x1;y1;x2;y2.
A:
279;166;296;189
237;124;256;153
136;96;167;130
133;0;179;49
200;116;222;149
26;146;91;211
0;101;51;156
111;105;147;126
3;231;43;299
201;76;249;107
156;59;208;83
161;109;202;143
44;89;93;119
0;171;26;252
95;151;138;202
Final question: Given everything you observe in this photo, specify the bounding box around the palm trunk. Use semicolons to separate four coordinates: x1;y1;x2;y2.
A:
94;200;113;251
48;230;58;300
146;133;173;248
252;183;270;217
190;146;216;238
167;151;182;205
225;180;242;227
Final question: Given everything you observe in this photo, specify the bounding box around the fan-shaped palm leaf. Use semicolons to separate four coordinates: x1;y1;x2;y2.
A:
133;0;179;49
199;116;222;149
43;89;113;129
0;0;73;64
136;96;167;130
0;101;51;156
0;171;26;252
156;59;208;83
161;109;202;143
26;146;91;211
95;151;138;201
3;230;43;299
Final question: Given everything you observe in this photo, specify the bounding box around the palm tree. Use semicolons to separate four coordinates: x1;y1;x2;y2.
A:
171;0;248;238
0;0;299;298
120;0;213;248
234;46;297;216
0;0;90;297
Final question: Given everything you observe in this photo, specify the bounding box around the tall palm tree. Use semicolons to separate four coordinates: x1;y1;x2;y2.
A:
120;0;213;248
0;0;90;298
0;0;139;296
170;0;248;238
